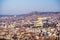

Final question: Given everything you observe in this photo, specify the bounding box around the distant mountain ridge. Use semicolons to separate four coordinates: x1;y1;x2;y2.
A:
17;12;60;17
0;12;60;17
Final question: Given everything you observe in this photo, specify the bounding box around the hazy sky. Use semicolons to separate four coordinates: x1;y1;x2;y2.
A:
0;0;60;15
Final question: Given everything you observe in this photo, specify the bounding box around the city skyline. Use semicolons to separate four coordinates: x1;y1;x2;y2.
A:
0;0;60;15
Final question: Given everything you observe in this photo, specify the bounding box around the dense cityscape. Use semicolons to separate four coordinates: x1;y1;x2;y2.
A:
0;12;60;40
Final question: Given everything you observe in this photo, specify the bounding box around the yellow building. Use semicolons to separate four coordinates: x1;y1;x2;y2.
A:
34;16;43;27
